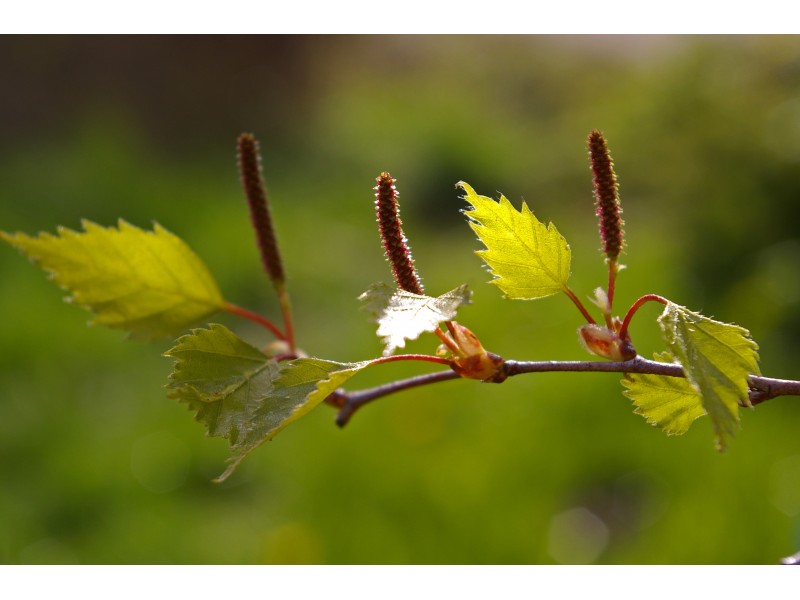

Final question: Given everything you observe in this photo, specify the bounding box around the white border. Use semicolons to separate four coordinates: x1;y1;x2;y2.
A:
3;565;800;599
2;1;798;34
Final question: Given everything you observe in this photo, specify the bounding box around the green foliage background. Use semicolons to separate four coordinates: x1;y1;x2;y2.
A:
1;35;800;564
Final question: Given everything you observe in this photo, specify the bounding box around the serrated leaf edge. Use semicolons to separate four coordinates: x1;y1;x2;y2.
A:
658;302;760;450
457;181;571;300
164;323;270;401
2;220;225;340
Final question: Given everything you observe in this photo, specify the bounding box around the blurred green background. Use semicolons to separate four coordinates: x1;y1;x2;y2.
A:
1;35;800;564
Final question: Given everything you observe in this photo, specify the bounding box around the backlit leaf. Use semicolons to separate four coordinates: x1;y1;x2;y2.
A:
459;181;571;300
622;352;706;435
658;302;760;451
1;219;225;340
165;325;369;482
360;282;472;355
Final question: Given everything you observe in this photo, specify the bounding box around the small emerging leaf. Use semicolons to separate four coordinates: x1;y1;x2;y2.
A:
1;220;225;340
458;181;571;300
577;323;636;361
622;352;706;435
658;302;760;451
165;325;370;482
360;282;472;356
445;322;506;381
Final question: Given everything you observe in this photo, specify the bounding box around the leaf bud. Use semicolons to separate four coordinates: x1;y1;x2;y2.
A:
578;323;636;361
446;322;506;382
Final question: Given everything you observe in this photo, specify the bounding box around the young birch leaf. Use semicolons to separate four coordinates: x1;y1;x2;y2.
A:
165;324;280;453
273;358;371;409
622;352;706;435
166;326;370;482
1;220;225;340
212;357;370;482
359;282;472;355
166;323;273;400
458;181;571;300
658;302;760;451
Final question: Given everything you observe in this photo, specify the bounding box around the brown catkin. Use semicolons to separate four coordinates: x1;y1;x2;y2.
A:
588;130;624;261
237;133;285;285
374;172;424;295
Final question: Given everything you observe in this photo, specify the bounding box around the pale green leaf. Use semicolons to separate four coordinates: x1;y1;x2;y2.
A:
658;302;760;451
458;181;571;300
359;282;472;355
622;352;706;435
165;325;370;482
1;219;225;339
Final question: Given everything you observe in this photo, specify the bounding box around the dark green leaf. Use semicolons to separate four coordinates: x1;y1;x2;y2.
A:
165;325;370;482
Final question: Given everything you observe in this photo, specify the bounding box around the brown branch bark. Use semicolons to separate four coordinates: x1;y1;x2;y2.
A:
331;356;800;427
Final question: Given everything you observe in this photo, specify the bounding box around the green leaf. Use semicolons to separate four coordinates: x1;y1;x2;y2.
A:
458;181;571;300
213;357;369;482
1;219;225;339
359;282;472;355
165;325;370;482
622;352;707;435
166;323;274;401
273;357;371;413
165;324;280;455
658;302;760;451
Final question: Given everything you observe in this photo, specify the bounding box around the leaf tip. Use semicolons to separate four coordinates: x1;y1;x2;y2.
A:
212;456;246;484
456;181;479;204
79;218;101;232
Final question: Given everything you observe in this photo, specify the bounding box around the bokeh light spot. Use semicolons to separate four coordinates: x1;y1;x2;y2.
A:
547;506;609;564
769;454;800;517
